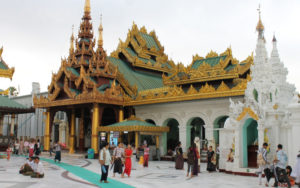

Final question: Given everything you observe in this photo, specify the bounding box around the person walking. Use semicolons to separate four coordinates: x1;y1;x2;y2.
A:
34;139;40;156
6;146;12;161
99;142;111;183
274;144;291;188
54;142;61;163
24;139;29;155
192;143;200;176
257;143;269;186
113;143;124;177
186;146;194;178
28;139;35;157
207;146;216;172
14;139;20;155
175;142;184;170
19;139;24;155
122;144;133;178
143;144;150;167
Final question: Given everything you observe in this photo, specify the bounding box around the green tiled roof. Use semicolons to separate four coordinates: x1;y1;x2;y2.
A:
0;60;8;70
97;81;112;92
192;55;227;69
139;32;159;50
126;48;155;65
224;64;237;71
108;57;163;92
0;95;28;109
67;67;80;77
107;120;156;127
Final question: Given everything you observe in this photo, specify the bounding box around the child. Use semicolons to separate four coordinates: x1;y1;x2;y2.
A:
286;166;295;187
6;146;12;161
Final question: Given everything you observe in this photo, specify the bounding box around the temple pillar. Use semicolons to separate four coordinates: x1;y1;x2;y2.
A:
44;110;51;151
69;109;76;154
119;108;124;122
179;125;187;152
128;132;131;144
0;114;3;136
107;132;110;143
156;135;159;149
92;103;99;154
10;114;15;136
79;109;85;151
135;132;139;149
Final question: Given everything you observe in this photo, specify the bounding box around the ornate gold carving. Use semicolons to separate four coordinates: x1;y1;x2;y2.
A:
206;50;218;58
200;83;215;93
217;81;230;92
236;107;259;121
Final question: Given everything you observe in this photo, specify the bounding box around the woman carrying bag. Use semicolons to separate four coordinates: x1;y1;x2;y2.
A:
99;142;111;183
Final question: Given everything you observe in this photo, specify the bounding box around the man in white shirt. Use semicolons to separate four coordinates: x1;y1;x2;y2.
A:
99;142;111;183
31;157;44;178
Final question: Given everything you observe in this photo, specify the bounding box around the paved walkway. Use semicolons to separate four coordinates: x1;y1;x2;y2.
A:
1;154;295;188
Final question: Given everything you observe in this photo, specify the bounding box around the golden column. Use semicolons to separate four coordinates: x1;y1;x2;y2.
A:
106;132;110;143
119;108;124;122
10;114;15;136
156;135;160;149
118;108;124;143
135;132;139;149
79;109;85;151
92;103;99;154
69;109;76;154
44;110;51;151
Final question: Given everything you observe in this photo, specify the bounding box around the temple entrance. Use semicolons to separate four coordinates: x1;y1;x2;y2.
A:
101;108;117;126
100;107;117;146
242;118;258;168
213;116;229;145
187;117;205;149
163;118;179;153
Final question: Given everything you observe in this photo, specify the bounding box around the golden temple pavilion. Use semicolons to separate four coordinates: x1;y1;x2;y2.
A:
34;0;253;156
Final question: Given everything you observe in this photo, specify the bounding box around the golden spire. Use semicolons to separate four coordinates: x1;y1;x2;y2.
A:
98;14;103;47
69;25;75;53
256;4;264;32
84;0;91;13
0;46;3;57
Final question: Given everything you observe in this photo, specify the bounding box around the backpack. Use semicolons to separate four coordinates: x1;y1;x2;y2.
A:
257;150;266;166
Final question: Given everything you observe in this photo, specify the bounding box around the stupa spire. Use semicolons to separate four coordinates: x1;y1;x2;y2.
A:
69;25;75;54
256;5;264;39
98;14;103;47
84;0;91;14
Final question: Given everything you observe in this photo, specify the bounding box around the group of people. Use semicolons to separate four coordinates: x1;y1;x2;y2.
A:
6;138;41;161
174;142;217;178
257;143;300;188
98;142;150;183
19;156;45;178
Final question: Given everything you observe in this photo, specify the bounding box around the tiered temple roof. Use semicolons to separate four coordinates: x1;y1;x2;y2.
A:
34;0;253;108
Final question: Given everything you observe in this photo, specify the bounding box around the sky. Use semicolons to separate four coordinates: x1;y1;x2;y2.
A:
1;0;300;95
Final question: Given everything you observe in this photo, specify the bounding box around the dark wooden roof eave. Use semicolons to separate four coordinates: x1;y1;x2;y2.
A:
0;107;35;114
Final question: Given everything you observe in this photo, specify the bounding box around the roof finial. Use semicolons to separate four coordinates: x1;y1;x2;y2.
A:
272;32;277;42
69;25;75;53
84;0;91;13
98;14;103;47
256;4;264;34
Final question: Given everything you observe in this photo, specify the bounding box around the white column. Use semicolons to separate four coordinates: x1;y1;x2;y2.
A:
257;120;264;148
179;125;187;152
10;114;15;136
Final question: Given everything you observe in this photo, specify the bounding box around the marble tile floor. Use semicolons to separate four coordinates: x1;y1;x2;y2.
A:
0;155;296;188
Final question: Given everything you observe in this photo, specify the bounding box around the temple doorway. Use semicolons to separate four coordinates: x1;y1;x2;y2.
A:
213;116;229;145
187;117;206;149
242;118;258;168
163;118;179;152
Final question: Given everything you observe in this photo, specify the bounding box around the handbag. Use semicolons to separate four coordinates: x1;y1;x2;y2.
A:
99;149;106;165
